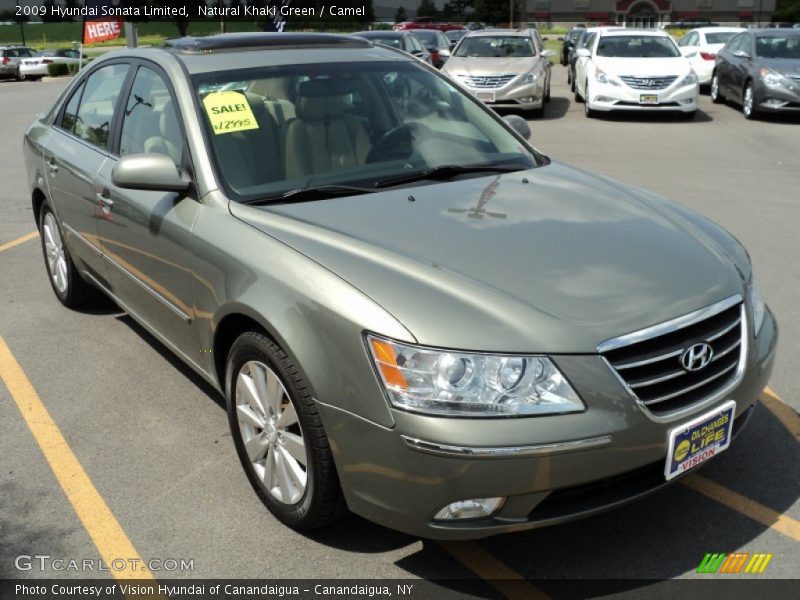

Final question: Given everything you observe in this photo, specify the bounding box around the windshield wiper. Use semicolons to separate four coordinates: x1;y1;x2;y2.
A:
373;163;524;189
242;184;375;206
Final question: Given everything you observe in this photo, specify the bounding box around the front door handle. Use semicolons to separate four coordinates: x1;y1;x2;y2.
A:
96;189;113;209
47;158;58;173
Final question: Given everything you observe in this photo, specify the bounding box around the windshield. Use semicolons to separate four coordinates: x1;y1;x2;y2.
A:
755;35;800;58
454;36;535;58
596;35;681;58
193;61;538;204
705;32;738;45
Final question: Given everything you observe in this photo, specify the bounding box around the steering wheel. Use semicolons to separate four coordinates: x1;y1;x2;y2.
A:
366;122;433;164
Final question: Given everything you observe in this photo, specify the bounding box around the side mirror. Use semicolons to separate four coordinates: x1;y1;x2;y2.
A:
112;154;191;192
541;49;556;58
575;48;591;58
503;115;532;140
733;50;751;59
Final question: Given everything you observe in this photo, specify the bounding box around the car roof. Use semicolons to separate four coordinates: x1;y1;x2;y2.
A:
465;29;532;38
599;28;670;37
688;27;744;34
95;34;409;75
353;31;406;37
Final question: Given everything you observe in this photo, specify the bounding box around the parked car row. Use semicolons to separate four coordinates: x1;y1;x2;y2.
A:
564;26;800;120
1;45;87;81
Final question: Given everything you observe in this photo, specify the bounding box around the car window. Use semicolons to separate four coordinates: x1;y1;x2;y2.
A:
705;32;738;45
6;49;19;58
119;66;184;166
596;36;680;58
59;81;85;134
755;35;800;58
410;36;424;52
726;34;746;53
193;61;537;203
454;36;535;58
74;63;129;149
580;33;596;51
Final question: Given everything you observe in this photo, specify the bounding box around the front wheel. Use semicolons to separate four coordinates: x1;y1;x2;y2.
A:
742;83;756;119
226;332;347;531
584;83;595;117
710;73;723;104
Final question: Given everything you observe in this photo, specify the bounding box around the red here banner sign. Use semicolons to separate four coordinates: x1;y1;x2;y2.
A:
83;18;123;45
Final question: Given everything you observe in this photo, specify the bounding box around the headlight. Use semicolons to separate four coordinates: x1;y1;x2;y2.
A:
679;71;698;86
367;335;584;417
760;67;788;87
748;276;766;334
595;68;620;86
522;72;540;84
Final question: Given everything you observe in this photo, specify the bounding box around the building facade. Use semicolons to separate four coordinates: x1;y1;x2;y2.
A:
526;0;777;27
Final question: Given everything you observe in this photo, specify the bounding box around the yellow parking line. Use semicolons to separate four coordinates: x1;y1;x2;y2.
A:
761;387;800;443
682;474;800;542
438;541;550;600
0;335;154;580
0;231;38;253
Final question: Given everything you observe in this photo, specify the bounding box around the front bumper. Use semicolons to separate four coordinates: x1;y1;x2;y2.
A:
318;308;777;540
754;79;800;112
587;79;699;113
461;79;546;111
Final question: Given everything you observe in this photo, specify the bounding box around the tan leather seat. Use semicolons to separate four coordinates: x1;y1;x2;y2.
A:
282;80;371;180
207;92;283;192
249;77;297;129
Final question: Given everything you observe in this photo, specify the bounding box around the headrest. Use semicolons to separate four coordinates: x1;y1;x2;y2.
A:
296;95;346;120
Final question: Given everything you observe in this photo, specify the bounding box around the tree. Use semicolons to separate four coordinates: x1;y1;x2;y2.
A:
472;0;509;25
773;0;800;21
417;0;438;18
394;6;407;23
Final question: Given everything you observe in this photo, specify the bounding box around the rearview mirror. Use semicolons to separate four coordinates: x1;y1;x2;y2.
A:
503;115;532;140
112;154;191;192
575;48;591;58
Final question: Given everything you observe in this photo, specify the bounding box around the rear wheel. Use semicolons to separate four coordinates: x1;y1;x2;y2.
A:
226;332;347;531
710;73;723;104
38;203;99;308
742;83;756;119
15;67;26;81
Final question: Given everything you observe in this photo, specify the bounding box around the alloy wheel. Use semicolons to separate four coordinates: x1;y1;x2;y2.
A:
235;360;308;505
43;212;68;294
710;75;720;102
743;85;754;119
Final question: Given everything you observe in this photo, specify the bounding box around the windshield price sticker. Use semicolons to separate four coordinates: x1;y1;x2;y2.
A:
203;91;259;135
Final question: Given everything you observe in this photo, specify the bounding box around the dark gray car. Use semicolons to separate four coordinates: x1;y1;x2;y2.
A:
711;29;800;118
350;30;432;65
24;33;777;540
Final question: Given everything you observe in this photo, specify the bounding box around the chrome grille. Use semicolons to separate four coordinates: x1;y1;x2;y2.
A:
460;74;515;88
600;298;744;417
620;75;678;90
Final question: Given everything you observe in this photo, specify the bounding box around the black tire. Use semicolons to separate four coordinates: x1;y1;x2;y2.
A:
742;82;757;120
681;110;697;121
710;73;723;104
15;67;26;81
225;331;347;531
584;83;595;117
574;83;583;103
38;203;99;308
544;78;551;103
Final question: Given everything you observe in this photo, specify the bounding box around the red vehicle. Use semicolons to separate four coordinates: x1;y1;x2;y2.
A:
394;17;467;33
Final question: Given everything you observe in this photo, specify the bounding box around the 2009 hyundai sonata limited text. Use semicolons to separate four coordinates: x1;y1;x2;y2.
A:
24;33;777;539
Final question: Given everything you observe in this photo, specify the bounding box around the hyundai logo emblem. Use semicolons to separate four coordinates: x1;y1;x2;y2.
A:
680;343;714;372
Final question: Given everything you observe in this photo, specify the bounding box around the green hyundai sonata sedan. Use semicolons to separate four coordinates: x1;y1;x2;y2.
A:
23;33;777;539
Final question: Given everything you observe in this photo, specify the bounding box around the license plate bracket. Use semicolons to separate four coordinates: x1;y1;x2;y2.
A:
664;400;736;481
476;91;495;102
639;94;659;105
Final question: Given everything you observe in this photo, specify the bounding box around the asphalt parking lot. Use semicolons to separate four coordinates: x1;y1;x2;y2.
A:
1;66;798;594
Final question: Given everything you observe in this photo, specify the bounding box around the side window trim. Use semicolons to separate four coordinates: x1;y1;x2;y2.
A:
56;81;86;135
110;58;194;176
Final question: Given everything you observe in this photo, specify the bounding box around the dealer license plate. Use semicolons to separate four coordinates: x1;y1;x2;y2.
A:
639;94;659;105
476;91;495;102
664;400;736;481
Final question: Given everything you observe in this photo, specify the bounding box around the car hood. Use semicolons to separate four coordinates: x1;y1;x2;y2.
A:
594;56;691;77
756;57;800;76
229;162;748;353
445;56;542;76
